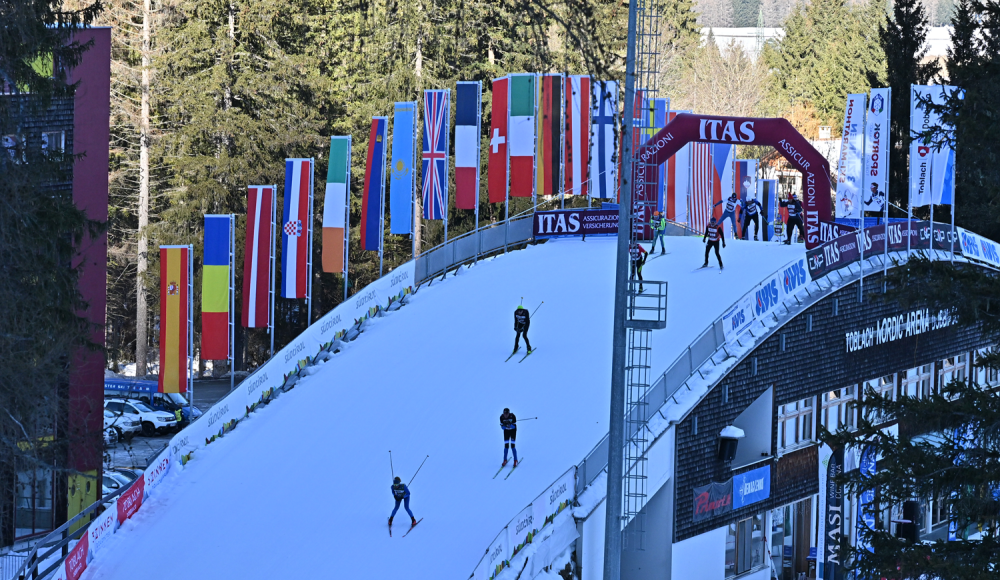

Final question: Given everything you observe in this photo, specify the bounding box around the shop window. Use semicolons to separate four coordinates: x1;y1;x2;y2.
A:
726;513;765;577
771;498;817;580
777;397;814;452
821;386;856;433
901;365;933;399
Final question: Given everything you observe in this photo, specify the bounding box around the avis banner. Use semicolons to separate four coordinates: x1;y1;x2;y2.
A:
722;257;811;345
957;228;1000;269
533;209;619;237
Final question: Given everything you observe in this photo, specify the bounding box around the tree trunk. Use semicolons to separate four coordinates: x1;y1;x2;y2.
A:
413;35;423;255
136;0;152;377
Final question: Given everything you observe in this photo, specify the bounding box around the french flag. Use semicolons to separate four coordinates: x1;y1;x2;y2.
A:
281;158;312;299
454;82;480;210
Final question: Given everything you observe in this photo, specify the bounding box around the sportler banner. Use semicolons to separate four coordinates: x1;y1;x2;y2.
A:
806;221;960;279
637;114;834;248
862;88;890;213
835;93;866;220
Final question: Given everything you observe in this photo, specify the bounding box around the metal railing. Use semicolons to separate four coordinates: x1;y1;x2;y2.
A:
415;214;534;285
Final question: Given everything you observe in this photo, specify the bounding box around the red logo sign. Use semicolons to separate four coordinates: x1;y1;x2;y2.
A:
918;146;931;157
117;478;146;525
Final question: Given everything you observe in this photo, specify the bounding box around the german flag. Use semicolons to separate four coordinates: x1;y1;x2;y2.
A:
159;246;191;394
535;74;563;197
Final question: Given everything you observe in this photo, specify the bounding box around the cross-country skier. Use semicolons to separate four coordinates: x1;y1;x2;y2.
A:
741;196;765;241
703;216;726;269
714;194;742;240
773;213;785;243
501;408;518;467
649;211;667;254
629;240;647;292
389;476;417;527
779;193;805;244
513;303;532;354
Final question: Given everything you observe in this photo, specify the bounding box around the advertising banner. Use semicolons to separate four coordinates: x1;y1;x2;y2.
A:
116;478;145;526
64;533;88;580
909;85;957;208
508;504;535;559
822;445;845;580
87;501;117;560
722;257;810;345
819;220;856;244
692;479;732;522
143;453;170;497
733;465;771;509
474;528;510;580
958;228;1000;269
722;294;755;345
532;467;575;533
862;88;890;213
533;209;619;237
806;222;960;279
836;94;867;220
856;445;877;554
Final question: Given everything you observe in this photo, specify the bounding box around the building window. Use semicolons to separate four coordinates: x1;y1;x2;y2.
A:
901;365;933;399
41;131;64;154
973;349;998;389
862;374;896;422
938;354;968;394
15;464;55;539
777;397;814;451
771;498;817;580
821;386;857;433
726;513;765;577
3;134;23;162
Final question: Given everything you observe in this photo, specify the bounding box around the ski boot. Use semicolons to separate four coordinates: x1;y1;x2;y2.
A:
388;516;394;526
411;517;417;526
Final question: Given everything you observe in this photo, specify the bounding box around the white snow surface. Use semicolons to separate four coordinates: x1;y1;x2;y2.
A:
84;236;802;580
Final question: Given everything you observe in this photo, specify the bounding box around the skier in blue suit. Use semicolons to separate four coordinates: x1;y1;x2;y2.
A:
389;476;417;527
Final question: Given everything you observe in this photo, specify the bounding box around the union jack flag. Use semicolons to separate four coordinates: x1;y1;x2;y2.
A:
422;89;450;220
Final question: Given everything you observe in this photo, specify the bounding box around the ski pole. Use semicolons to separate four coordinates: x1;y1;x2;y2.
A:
518;417;539;421
389;450;395;480
531;302;544;317
408;455;429;486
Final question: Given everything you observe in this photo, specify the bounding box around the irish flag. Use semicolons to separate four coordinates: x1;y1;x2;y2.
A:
509;74;536;197
323;136;350;273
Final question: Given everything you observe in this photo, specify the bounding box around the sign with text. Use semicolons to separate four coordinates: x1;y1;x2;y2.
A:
844;308;956;353
533;209;619;237
733;465;771;509
806;221;960;279
692;479;733;522
819;220;856;244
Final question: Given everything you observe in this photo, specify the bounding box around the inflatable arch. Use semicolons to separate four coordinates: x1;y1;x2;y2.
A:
637;114;834;248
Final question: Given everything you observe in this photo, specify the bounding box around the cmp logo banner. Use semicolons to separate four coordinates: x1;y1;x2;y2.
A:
807;221;961;279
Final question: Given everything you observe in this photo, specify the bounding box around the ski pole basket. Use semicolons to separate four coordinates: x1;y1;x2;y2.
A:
626;280;667;330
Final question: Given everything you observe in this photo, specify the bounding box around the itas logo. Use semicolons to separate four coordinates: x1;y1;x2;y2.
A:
755;279;779;315
698;119;756;143
823;243;841;266
888;224;904;245
782;260;807;293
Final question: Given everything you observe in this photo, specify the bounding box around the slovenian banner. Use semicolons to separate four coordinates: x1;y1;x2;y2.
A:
564;75;590;197
422;90;450;219
324;137;350;272
536;73;563;198
243;186;274;328
590;80;617;199
201;215;232;360
488;76;509;204
909;84;957;208
159;245;191;394
862;88;890;213
666;110;691;223
281;158;313;299
836;93;867;220
455;82;481;210
509;74;536;198
362;118;388;250
389;104;415;234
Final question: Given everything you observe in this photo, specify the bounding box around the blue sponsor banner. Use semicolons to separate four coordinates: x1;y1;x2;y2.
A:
733;465;770;509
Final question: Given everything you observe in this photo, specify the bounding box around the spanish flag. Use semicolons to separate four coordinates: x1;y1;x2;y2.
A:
201;215;232;360
159;246;191;394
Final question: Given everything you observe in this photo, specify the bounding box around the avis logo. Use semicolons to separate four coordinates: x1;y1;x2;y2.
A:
783;261;807;293
755;280;779;316
731;310;746;330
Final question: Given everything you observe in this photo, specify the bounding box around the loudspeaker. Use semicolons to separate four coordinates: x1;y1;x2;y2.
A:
718;437;739;462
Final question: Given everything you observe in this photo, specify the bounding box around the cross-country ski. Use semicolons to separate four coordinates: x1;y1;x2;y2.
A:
402;518;423;537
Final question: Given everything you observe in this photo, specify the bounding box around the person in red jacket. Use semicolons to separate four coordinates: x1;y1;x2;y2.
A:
629;241;648;292
703;216;726;269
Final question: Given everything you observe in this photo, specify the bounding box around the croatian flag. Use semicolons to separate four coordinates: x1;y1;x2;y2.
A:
691;143;713;232
361;118;388;251
564;75;590;197
590;80;618;199
422;89;450;219
243;185;274;328
281;158;312;299
454;82;481;210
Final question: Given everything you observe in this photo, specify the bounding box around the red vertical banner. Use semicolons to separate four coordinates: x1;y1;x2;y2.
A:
158;246;190;394
488;76;509;204
243;186;274;328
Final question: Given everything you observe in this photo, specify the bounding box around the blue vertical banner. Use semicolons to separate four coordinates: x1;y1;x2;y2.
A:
389;102;416;235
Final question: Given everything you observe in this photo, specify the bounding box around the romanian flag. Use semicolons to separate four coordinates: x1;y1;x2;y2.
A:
159;246;191;394
201;215;231;360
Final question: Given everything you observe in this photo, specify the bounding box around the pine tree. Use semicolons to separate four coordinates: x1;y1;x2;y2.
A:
872;0;939;213
732;0;761;27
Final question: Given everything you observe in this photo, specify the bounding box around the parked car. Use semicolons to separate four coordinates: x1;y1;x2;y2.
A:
104;378;203;425
102;412;118;446
104;399;178;436
102;471;132;495
113;468;142;482
104;408;141;441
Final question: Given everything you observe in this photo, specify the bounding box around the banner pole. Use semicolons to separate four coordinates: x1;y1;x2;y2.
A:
307;158;315;323
270;185;276;357
475;84;482;264
188;244;194;419
229;214;235;392
505;76;510;255
380;126;386;278
444;90;451;255
884;90;891;290
345;138;351;301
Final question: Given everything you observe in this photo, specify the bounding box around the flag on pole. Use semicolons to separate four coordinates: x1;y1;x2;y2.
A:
422;90;450;219
488;77;509;204
862;88;890;214
836;93;867;219
202;215;232;360
324;137;350;271
535;74;563;198
734;160;758;208
758;179;778;241
691;143;713;232
652;98;669;212
159;246;191;394
711;143;734;219
590;81;618;199
455;82;481;210
389;103;415;234
281;158;312;299
243;186;274;328
362;118;388;250
909;85;957;207
564;75;590;197
665;110;691;223
509;74;536;197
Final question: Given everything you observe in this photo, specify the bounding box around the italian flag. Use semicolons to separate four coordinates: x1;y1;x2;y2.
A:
509;74;536;197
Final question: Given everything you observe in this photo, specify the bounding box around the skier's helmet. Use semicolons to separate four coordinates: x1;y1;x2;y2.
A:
653;210;660;217
503;408;510;414
394;476;401;484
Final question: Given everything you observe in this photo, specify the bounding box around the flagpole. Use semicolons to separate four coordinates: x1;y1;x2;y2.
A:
345;137;352;301
307;158;315;323
270;185;276;357
533;73;538;216
380;123;387;278
951;159;956;263
884;90;891;290
187;244;194;421
474;83;482;264
505;76;510;254
229;214;235;391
